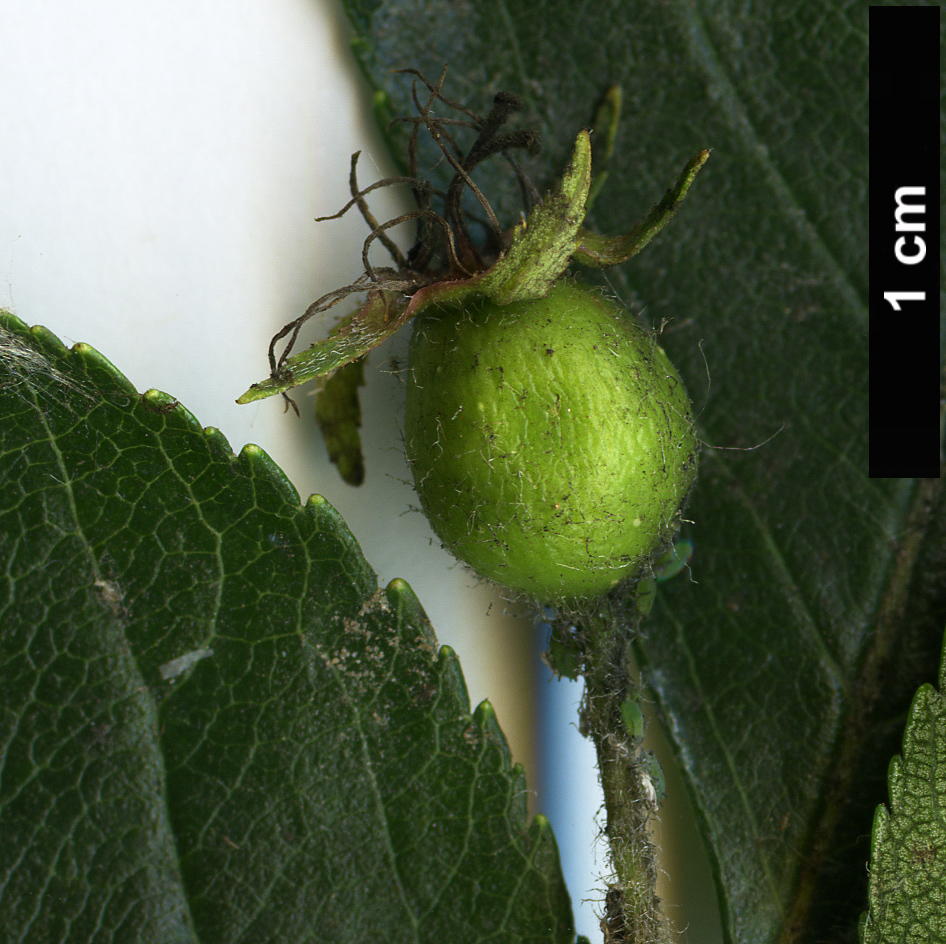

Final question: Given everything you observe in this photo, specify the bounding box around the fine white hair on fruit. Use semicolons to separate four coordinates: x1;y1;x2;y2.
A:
404;279;698;604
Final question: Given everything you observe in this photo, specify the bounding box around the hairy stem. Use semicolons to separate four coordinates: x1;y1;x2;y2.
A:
580;607;669;944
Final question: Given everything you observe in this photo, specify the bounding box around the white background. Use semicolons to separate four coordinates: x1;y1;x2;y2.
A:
1;2;720;940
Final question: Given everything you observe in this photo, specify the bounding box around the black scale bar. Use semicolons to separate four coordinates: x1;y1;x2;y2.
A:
869;5;941;478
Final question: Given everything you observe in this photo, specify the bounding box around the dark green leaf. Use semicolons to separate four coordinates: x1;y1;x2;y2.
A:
0;312;573;943
341;2;945;941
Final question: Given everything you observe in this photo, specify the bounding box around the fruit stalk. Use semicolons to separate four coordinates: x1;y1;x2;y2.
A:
580;609;670;944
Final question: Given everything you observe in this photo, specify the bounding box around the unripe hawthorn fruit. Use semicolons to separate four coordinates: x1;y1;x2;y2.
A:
404;278;698;602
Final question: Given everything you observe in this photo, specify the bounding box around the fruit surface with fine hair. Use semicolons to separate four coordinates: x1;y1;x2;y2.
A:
404;279;698;602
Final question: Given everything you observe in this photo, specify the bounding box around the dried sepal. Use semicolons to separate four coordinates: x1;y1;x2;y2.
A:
237;71;709;412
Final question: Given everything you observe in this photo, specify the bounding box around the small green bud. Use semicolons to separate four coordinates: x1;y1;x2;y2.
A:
620;698;645;742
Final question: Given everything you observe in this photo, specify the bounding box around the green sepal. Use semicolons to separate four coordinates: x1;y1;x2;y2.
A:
237;289;407;404
314;355;366;486
476;130;592;304
586;84;622;210
574;148;710;268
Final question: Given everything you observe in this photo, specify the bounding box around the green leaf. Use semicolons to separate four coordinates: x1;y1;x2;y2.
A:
342;1;945;941
860;630;946;943
0;312;573;943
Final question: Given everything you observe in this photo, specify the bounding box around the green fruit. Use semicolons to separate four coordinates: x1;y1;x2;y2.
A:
404;279;698;602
